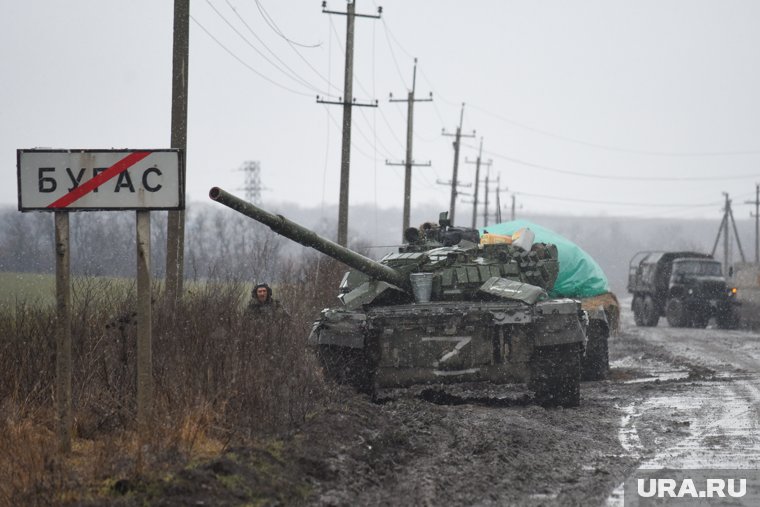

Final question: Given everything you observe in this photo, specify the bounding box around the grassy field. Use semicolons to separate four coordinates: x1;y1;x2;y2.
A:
0;272;56;307
0;257;345;505
0;272;259;309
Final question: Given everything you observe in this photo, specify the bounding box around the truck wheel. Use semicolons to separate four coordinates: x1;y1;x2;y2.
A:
581;322;609;381
642;296;660;327
632;296;645;326
529;344;581;408
717;309;739;330
317;344;376;396
665;298;688;327
690;313;709;328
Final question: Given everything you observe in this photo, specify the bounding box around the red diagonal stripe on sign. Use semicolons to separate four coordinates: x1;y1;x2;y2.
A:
47;151;152;209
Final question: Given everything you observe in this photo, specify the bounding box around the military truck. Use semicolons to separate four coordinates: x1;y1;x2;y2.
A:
628;251;738;328
210;187;593;407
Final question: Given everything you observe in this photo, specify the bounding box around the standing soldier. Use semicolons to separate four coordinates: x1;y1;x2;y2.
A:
247;283;287;319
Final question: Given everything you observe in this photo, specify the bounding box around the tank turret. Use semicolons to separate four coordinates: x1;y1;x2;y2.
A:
210;187;559;306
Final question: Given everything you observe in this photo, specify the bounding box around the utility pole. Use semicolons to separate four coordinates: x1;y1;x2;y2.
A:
440;103;475;225
464;138;492;229
712;192;747;274
166;0;189;307
746;183;760;264
724;194;729;274
480;172;507;226
319;1;381;246
387;58;432;239
482;173;490;227
493;173;508;224
511;194;516;221
494;179;502;224
494;173;503;223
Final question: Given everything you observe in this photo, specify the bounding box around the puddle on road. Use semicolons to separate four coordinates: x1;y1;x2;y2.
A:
529;492;558;501
610;356;690;384
607;375;760;506
617;403;643;458
622;371;689;384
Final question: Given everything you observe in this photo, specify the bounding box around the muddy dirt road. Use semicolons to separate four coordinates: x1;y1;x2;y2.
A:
297;299;760;506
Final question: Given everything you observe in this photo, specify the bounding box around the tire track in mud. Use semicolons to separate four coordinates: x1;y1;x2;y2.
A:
305;381;635;506
300;301;760;506
607;377;760;506
606;300;760;505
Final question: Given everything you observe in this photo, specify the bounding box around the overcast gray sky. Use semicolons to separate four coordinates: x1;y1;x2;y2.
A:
3;0;760;224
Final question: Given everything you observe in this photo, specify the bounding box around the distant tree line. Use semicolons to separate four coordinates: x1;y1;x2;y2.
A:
1;203;754;296
0;204;287;284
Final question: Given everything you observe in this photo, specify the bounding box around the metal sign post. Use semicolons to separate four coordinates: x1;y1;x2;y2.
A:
17;149;183;454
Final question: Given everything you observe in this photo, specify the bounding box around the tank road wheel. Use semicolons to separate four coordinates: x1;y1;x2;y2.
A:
632;296;645;327
641;296;660;327
316;345;376;396
529;344;581;408
665;298;688;328
581;322;609;381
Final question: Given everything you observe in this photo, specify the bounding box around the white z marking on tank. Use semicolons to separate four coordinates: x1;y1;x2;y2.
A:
422;336;473;367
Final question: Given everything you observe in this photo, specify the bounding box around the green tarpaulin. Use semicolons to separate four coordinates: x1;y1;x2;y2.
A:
480;220;609;298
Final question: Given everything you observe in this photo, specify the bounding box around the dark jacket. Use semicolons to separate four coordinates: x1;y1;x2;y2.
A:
247;283;288;319
246;298;287;319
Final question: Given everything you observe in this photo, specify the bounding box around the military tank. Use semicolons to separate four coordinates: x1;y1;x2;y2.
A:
210;187;588;407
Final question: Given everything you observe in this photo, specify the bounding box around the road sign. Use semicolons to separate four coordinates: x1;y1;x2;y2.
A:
17;149;184;211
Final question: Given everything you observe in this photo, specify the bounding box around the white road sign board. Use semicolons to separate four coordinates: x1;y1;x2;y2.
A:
17;149;183;211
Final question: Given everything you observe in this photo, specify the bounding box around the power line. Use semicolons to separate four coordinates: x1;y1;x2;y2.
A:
323;105;402;175
467;103;760;158
381;18;409;89
746;184;760;263
208;0;329;95
417;64;760;159
417;70;452;126
712;193;746;272
372;18;378;235
440;103;476;224
252;0;344;96
391;101;436;143
356;108;399;158
252;0;321;48
460;141;760;182
320;20;335;217
379;16;415;60
326;14;376;102
513;191;724;208
225;0;331;94
387;58;433;234
320;104;331;215
190;15;313;97
418;67;459;108
320;1;382;246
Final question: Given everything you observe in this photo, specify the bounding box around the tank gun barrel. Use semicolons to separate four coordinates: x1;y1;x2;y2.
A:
209;187;408;288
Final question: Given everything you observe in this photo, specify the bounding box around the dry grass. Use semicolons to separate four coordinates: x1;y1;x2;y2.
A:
0;255;347;505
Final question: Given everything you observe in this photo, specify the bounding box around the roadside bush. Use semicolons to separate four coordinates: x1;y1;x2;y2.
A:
0;254;346;504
